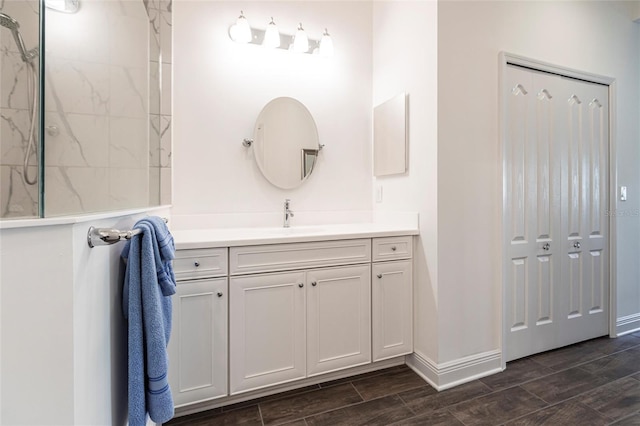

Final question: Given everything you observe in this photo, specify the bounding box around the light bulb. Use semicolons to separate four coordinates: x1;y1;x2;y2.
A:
230;10;252;44
319;28;334;57
45;0;79;13
293;23;309;53
263;17;280;49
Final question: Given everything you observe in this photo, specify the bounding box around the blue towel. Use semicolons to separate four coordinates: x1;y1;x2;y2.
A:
122;216;177;425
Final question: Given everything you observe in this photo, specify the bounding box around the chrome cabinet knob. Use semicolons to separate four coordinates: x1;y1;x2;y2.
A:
542;243;550;251
217;292;223;297
377;274;383;279
298;283;304;288
194;261;200;267
574;242;581;249
311;281;317;286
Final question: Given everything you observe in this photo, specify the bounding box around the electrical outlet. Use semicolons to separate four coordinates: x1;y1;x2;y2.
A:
621;186;627;201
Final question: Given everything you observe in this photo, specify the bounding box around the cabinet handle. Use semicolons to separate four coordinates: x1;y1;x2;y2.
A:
377;273;383;279
391;246;397;251
311;281;317;286
542;243;550;251
217;292;223;298
574;241;581;249
194;261;200;267
298;283;304;288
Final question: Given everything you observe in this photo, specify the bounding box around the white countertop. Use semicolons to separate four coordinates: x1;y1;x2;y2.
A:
172;222;419;249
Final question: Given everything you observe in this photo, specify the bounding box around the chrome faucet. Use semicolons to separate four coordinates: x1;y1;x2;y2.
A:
284;199;294;228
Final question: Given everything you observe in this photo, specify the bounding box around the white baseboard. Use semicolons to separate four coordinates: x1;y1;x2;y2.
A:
616;313;640;336
406;349;502;391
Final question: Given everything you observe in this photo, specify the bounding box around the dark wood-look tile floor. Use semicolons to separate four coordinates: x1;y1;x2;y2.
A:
165;333;640;425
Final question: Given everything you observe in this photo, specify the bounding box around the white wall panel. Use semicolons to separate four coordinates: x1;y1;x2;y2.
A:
371;0;438;362
172;1;373;223
438;1;639;364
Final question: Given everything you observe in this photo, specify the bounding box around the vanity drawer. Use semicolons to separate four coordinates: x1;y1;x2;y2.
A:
230;239;371;275
174;248;228;281
372;236;413;262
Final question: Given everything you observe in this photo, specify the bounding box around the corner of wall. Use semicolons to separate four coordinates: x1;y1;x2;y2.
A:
406;350;502;391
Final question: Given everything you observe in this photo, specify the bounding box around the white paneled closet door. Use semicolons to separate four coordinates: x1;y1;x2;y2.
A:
504;64;609;362
557;77;609;348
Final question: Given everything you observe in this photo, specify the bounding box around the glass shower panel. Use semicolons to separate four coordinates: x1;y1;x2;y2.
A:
0;0;40;219
148;0;172;208
1;0;169;219
44;0;151;215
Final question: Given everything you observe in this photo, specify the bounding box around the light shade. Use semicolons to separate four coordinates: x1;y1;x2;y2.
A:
263;17;280;49
45;0;79;13
319;28;333;57
292;23;309;53
230;11;252;43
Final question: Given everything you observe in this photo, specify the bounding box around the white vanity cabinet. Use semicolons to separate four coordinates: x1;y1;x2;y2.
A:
229;271;307;394
229;240;372;394
169;227;417;415
371;236;413;361
306;264;371;377
168;248;228;406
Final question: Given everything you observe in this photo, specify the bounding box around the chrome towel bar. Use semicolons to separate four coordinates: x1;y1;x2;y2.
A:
87;218;168;248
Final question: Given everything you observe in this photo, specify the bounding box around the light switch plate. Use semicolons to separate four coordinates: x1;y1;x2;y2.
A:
621;186;627;201
376;185;383;203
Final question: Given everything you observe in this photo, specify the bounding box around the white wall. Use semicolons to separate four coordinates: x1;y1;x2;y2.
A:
437;1;640;364
0;209;168;425
172;1;373;225
371;1;439;362
0;226;74;424
70;217;132;425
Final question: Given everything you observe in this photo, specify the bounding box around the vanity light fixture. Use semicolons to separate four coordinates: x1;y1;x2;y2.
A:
292;23;309;53
319;28;333;57
229;10;252;44
263;17;280;49
45;0;80;13
228;11;333;56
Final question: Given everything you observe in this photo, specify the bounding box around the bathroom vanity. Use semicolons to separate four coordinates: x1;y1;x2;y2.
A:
168;223;418;415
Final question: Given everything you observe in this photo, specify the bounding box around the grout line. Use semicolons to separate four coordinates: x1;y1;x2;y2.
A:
350;381;365;402
608;409;640;425
258;403;265;426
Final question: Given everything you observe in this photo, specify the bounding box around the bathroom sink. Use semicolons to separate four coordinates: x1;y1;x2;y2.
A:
262;226;327;236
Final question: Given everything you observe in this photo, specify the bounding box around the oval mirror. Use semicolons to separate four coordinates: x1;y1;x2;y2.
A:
253;97;320;189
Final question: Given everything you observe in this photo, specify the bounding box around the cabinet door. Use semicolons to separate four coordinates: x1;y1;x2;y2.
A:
230;271;306;394
307;265;371;376
168;278;228;406
372;260;413;361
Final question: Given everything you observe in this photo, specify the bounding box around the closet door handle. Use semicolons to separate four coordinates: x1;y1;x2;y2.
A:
542;243;550;251
194;261;200;267
311;281;317;287
377;274;383;279
298;283;304;288
574;242;581;249
217;292;223;298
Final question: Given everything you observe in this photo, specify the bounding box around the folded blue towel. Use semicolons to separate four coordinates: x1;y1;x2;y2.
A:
122;216;177;425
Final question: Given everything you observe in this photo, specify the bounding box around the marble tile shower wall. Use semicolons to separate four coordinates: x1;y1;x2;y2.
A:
0;0;172;219
0;0;39;218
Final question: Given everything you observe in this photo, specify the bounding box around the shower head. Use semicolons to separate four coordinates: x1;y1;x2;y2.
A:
0;12;38;63
0;12;20;31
